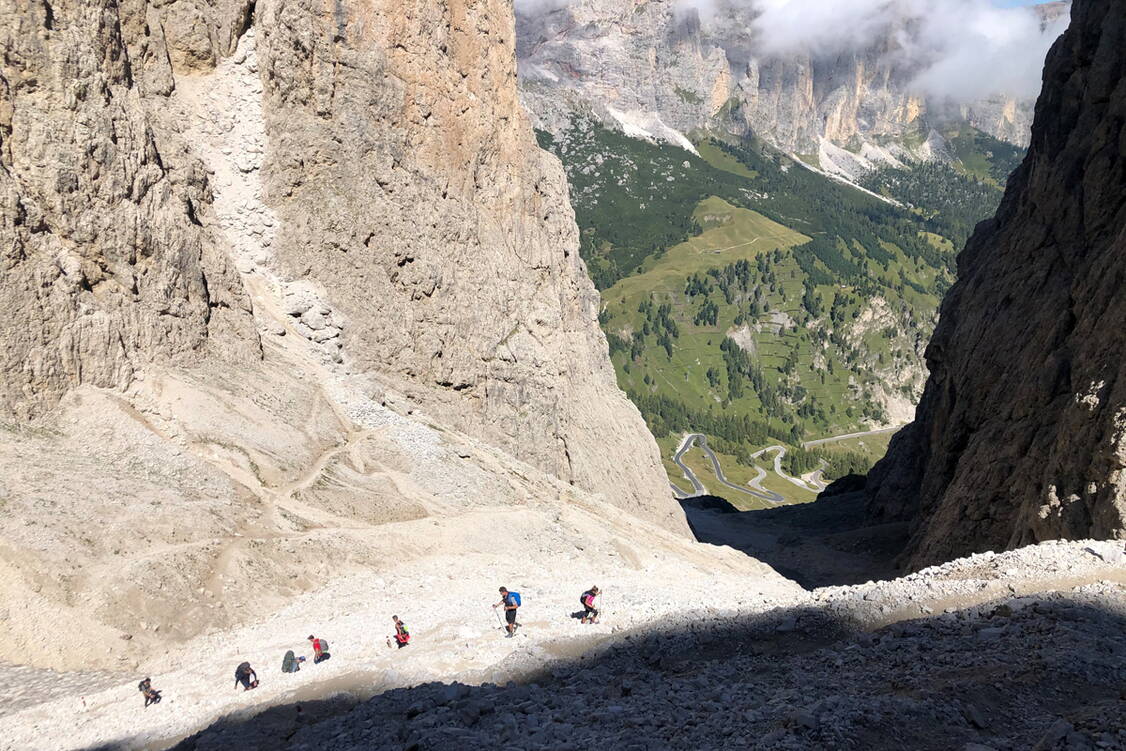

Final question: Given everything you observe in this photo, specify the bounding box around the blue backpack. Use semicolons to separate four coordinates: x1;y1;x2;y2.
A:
507;591;522;607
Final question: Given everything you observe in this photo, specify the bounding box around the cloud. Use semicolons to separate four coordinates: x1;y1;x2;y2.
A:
515;0;1068;102
513;0;571;16
750;0;1070;101
672;0;722;22
909;2;1070;101
752;0;903;56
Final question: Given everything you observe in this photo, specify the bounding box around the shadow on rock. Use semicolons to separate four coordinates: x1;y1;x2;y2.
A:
92;591;1126;751
682;490;911;588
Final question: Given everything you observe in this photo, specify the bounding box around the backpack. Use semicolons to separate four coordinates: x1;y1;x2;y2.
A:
282;650;299;673
507;591;522;607
581;591;595;608
236;662;251;678
317;639;329;653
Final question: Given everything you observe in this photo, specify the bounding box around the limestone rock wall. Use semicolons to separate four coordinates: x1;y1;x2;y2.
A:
252;0;682;532
517;0;1050;161
0;0;683;533
865;0;1126;568
0;0;259;420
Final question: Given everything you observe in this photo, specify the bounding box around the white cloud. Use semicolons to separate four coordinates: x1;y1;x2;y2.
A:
513;0;570;15
673;0;722;22
516;0;1069;102
909;2;1070;101
752;0;901;56
750;0;1070;101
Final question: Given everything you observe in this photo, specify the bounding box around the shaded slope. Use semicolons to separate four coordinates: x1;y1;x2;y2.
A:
866;0;1126;568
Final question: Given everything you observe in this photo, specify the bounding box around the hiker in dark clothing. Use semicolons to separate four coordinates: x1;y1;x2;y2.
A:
138;677;161;707
392;616;411;648
308;635;331;663
493;587;522;638
234;662;259;691
580;586;601;624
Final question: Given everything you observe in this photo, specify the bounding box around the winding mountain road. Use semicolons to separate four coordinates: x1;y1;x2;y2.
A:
749;445;822;493
801;426;901;449
673;434;783;504
673;426;903;504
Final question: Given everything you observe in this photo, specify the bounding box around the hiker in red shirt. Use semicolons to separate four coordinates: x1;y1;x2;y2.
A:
307;634;331;664
392;615;411;648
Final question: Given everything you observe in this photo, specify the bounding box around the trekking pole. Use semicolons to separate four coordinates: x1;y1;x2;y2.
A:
492;606;503;629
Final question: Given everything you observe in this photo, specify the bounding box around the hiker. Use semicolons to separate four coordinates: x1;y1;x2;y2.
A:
492;586;522;638
580;586;601;624
137;677;161;707
234;661;259;691
392;615;411;648
308;634;331;663
281;650;305;673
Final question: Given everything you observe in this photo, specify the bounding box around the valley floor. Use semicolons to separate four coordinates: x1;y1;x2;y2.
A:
4;538;1123;750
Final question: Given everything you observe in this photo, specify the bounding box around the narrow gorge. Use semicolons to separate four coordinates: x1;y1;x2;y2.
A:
865;0;1126;569
0;0;1123;749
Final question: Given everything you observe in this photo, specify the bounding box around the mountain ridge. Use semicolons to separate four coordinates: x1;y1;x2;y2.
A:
517;0;1070;180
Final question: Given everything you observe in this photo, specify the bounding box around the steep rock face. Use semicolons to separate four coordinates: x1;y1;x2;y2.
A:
866;0;1126;568
517;0;1063;165
0;0;259;420
0;0;690;668
252;0;679;531
0;0;681;532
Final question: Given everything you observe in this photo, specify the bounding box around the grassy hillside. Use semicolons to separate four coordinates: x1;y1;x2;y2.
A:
540;119;1018;493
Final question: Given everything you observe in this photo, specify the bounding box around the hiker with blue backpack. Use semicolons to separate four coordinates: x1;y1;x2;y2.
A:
493;587;522;637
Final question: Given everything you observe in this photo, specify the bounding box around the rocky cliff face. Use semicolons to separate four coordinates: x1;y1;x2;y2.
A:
517;0;1066;174
866;0;1126;568
250;0;678;529
0;0;259;420
0;0;677;531
0;0;690;668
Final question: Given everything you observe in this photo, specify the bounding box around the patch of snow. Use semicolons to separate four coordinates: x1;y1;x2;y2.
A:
788;151;902;207
818;138;875;181
605;106;700;156
859;141;906;169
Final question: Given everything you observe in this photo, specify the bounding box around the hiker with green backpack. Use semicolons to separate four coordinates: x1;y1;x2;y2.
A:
281;650;305;673
492;587;522;638
392;615;411;648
